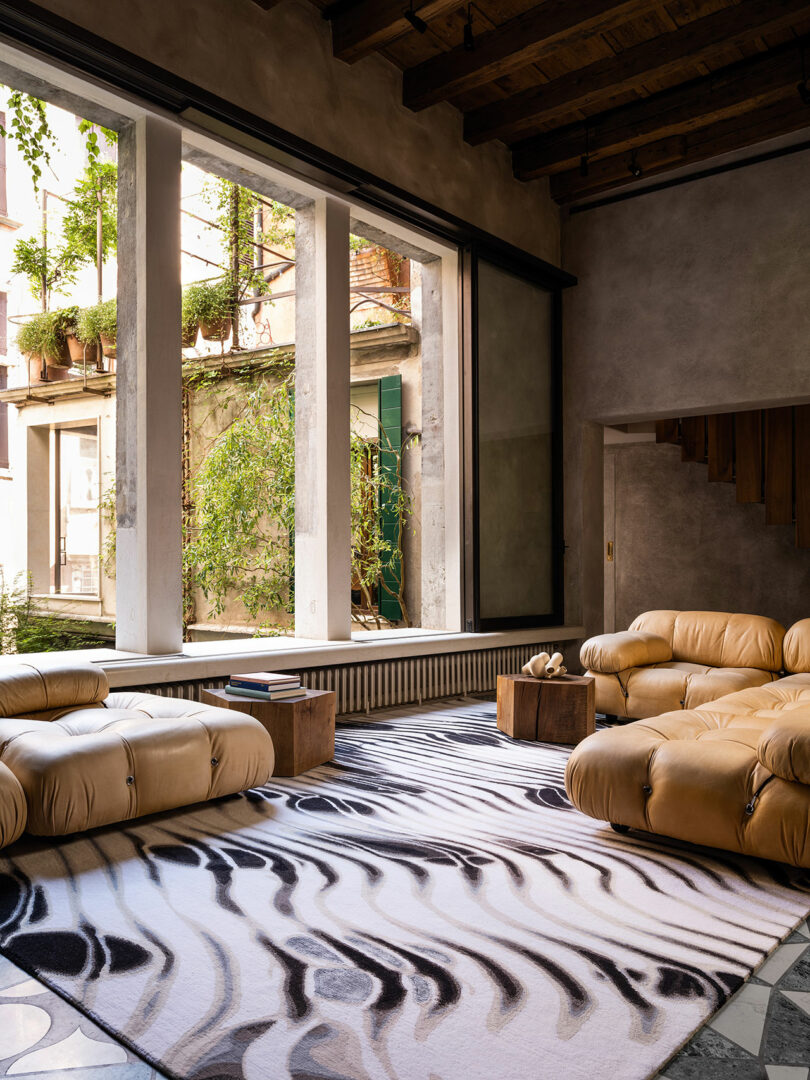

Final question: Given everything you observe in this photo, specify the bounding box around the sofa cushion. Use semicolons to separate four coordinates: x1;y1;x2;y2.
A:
0;661;108;719
0;762;26;849
629;610;785;671
580;631;671;674
784;620;810;674
759;717;810;785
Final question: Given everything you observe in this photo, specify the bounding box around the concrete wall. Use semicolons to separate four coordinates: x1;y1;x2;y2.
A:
34;0;559;264
605;439;810;633
562;147;810;643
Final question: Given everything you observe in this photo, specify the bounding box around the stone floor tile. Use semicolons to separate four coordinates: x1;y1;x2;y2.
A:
0;1002;52;1062
781;991;810;1019
710;982;772;1056
7;1028;128;1074
758;945;810;986
764;1067;810;1080
761;992;810;1064
779;953;810;993
4;1068;153;1080
665;1058;767;1080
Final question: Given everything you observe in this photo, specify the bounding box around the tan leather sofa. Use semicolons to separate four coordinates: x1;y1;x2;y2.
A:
566;619;810;867
0;660;275;844
581;610;784;720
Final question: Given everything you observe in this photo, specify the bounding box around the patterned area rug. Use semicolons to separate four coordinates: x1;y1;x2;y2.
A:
0;698;809;1080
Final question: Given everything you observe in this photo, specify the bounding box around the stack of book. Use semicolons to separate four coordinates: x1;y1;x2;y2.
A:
225;672;304;701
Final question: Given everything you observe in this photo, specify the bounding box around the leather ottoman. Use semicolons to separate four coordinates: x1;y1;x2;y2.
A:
0;662;275;839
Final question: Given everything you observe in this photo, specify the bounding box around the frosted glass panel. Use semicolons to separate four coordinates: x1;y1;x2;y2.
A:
477;259;554;621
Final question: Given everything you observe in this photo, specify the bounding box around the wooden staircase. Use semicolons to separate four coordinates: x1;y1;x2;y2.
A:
655;406;810;549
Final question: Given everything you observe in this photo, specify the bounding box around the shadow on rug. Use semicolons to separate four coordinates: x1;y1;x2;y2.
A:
1;697;809;1080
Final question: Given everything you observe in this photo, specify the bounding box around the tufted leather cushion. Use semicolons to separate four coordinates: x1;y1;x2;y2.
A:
629;610;785;671
580;631;671;674
565;674;810;867
784;620;810;674
0;763;26;849
0;690;274;837
0;661;108;719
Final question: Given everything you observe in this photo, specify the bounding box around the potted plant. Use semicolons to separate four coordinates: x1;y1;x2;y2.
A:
16;310;73;383
181;287;199;348
77;299;117;364
57;304;99;367
183;277;233;342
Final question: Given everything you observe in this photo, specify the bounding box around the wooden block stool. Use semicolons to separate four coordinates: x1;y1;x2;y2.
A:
497;674;595;745
202;687;335;776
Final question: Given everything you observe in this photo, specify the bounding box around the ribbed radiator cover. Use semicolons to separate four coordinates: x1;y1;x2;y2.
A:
130;641;559;715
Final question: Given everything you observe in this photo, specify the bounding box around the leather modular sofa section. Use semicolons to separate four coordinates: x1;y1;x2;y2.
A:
581;610;785;720
566;620;810;867
0;660;275;845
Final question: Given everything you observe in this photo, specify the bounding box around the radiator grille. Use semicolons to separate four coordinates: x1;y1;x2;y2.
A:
129;641;559;715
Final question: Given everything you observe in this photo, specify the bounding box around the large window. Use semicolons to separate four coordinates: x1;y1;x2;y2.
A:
52;423;99;596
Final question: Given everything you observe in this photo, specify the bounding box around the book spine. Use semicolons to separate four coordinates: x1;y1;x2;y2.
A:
226;685;302;701
229;678;300;692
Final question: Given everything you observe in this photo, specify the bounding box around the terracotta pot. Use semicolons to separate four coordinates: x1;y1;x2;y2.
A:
26;354;72;384
181;321;198;348
199;315;232;342
99;332;117;359
44;338;73;369
66;333;100;365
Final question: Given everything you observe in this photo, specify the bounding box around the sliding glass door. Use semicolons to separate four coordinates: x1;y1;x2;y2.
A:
465;250;562;631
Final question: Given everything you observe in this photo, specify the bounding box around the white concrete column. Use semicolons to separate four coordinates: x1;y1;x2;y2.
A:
294;197;351;640
115;115;183;654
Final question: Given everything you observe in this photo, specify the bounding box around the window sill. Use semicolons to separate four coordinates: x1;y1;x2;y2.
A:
0;625;586;690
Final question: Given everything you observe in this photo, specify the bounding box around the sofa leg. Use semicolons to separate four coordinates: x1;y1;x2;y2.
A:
610;823;631;834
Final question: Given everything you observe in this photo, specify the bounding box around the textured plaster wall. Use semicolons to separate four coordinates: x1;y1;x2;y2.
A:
562;147;810;642
33;0;559;263
606;441;810;633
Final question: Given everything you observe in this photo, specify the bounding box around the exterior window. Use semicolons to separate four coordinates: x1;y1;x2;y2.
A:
53;424;100;595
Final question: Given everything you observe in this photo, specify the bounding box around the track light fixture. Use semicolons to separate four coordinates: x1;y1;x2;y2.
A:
628;150;643;178
403;1;428;34
463;4;475;51
580;124;590;178
799;45;810;105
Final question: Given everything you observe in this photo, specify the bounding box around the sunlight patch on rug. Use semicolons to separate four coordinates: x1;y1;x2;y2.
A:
1;698;808;1080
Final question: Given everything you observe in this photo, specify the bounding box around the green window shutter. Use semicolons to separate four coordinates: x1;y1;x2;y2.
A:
378;374;402;622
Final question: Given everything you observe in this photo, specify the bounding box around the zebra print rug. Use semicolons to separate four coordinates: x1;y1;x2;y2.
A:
1;698;809;1080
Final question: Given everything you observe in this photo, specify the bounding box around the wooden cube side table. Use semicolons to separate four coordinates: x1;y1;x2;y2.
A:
202;687;336;776
497;674;595;745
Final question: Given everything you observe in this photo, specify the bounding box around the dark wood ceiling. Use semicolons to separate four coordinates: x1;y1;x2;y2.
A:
300;0;810;203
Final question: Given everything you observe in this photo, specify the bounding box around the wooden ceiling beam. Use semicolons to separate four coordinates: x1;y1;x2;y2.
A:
402;0;663;111
327;0;466;64
513;45;804;178
546;96;810;202
464;0;810;145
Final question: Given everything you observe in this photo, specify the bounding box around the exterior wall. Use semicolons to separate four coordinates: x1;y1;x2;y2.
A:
32;0;559;264
562;148;810;643
3;391;115;625
605;438;810;634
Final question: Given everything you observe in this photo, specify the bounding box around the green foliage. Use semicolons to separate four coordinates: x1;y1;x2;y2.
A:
99;483;117;579
62;162;118;265
12;234;81;305
77;119;118;170
349;234;371;253
0;570;110;654
184;376;295;621
15;307;75;359
182;277;233;326
76;299;116;344
0;91;55;192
